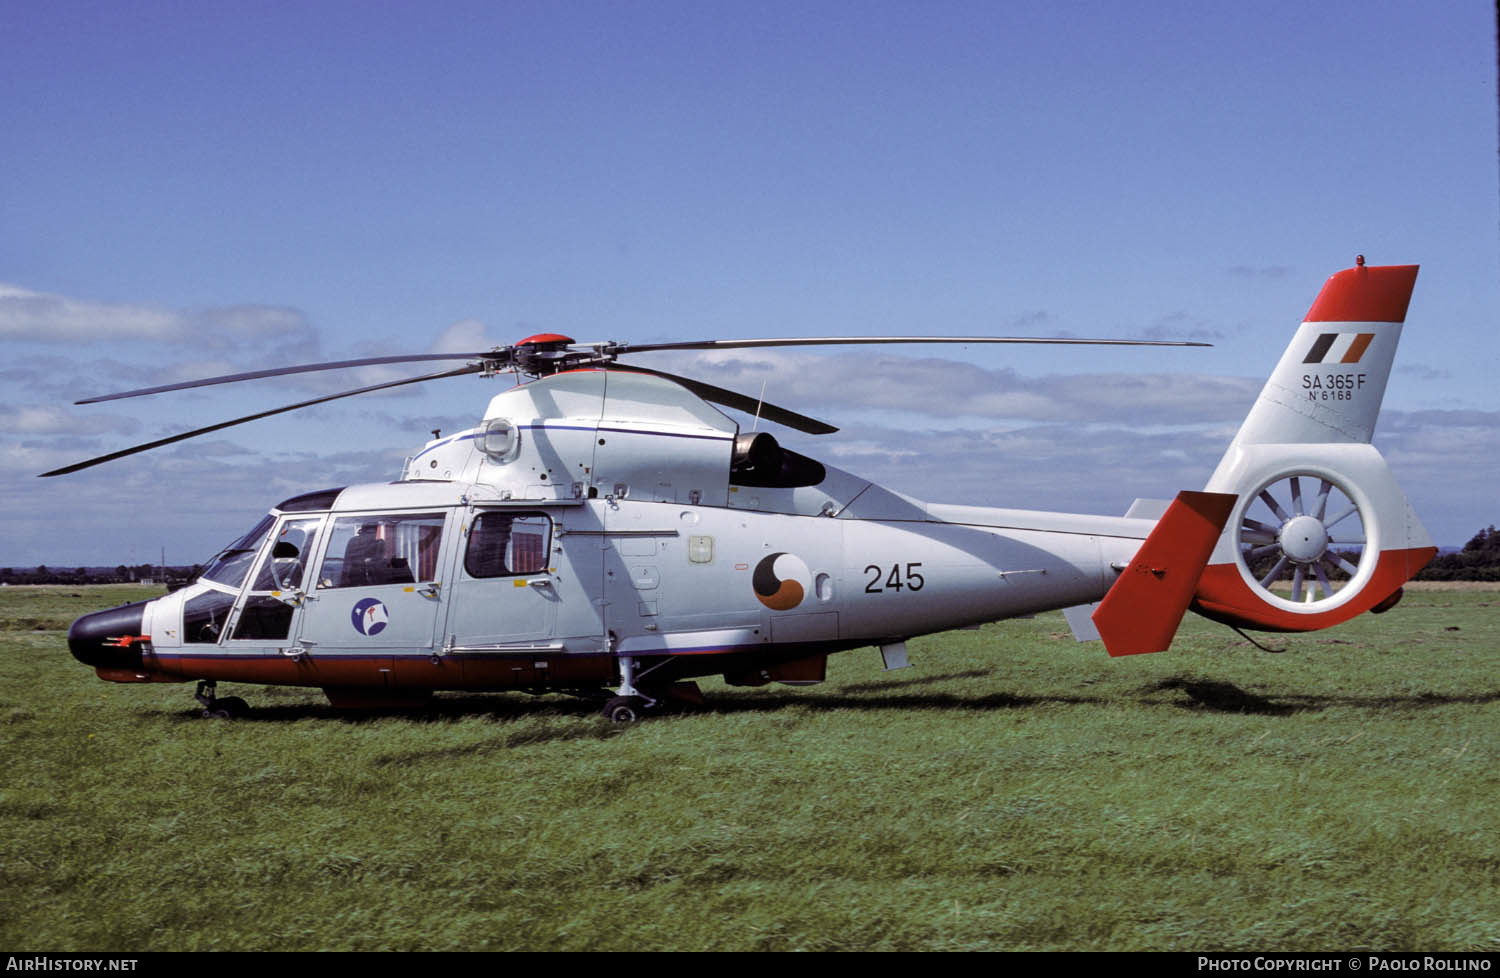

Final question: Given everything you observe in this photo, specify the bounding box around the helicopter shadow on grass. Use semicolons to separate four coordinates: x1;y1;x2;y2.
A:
1141;677;1500;716
144;677;1500;738
1268;687;1500;712
144;675;1112;730
1144;678;1307;716
701;670;1296;717
702;682;1111;716
837;668;994;694
709;675;1500;719
153;692;630;748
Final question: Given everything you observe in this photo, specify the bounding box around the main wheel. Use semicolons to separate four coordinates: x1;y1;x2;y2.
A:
204;695;250;719
601;696;643;724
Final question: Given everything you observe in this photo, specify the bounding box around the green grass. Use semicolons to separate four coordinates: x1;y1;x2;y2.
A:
2;584;1497;951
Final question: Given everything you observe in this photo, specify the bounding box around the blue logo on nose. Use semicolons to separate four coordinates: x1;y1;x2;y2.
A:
351;598;389;636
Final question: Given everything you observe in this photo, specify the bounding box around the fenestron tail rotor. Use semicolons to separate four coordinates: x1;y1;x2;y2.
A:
45;331;1208;476
1235;473;1369;605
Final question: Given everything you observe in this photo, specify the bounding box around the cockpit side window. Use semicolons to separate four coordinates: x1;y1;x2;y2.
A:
318;512;446;589
464;512;551;578
183;590;236;644
231;515;324;642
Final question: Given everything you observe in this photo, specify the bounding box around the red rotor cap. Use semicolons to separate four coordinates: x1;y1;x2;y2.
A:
516;333;575;346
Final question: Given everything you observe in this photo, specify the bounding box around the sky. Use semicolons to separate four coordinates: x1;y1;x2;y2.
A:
2;0;1497;567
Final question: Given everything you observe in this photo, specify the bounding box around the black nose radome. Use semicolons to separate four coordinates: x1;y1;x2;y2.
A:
68;601;150;669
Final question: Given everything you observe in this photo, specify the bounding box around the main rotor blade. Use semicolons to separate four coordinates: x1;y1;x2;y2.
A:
608;336;1212;355
607;364;839;435
41;364;483;477
75;352;504;404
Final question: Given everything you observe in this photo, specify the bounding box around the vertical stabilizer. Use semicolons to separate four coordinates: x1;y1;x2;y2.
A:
1230;261;1418;448
1197;261;1434;632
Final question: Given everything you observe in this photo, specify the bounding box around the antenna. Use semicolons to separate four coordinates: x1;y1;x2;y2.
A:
751;380;767;432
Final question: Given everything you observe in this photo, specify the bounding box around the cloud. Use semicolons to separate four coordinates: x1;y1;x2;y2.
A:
0;284;317;351
636;349;1261;425
0;291;488;415
1371;410;1500;545
8;344;1489;566
1384;408;1500;429
1227;265;1295;279
1135;311;1228;342
782;408;1492;545
1004;310;1057;330
428;318;502;354
784;418;1236;517
0;285;181;342
368;410;495;437
0;404;140;436
1396;363;1452;381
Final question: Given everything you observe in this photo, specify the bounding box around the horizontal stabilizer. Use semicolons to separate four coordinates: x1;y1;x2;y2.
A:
1061;604;1102;642
1093;490;1237;656
1123;498;1171;520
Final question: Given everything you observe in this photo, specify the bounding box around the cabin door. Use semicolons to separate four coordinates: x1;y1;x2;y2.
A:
297;510;450;650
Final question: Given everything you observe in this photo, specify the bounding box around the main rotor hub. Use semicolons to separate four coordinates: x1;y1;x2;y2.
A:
515;333;576;348
1278;515;1329;564
512;333;585;375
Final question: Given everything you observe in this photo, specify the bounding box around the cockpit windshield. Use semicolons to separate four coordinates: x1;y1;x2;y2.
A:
199;514;275;589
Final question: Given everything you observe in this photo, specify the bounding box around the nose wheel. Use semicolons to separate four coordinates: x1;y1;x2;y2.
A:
195;681;250;719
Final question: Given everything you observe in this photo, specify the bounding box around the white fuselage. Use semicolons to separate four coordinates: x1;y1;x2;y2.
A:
129;369;1154;689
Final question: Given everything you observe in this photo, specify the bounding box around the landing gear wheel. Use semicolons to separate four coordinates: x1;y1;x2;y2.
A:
194;681;250;719
206;696;250;720
602;695;647;724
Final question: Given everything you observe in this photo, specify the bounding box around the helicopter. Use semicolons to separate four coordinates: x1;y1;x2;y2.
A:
55;260;1435;722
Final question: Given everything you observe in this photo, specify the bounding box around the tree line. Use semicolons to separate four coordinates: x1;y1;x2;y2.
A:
0;565;201;587
1414;526;1500;582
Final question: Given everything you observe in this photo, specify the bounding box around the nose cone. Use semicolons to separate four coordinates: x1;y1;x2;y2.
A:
68;601;150;668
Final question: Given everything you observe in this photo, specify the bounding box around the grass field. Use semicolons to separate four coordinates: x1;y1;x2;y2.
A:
2;584;1497;951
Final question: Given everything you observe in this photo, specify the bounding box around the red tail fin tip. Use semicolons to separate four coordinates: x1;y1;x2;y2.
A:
1303;264;1419;324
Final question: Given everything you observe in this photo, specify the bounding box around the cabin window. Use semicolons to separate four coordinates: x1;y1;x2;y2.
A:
318;512;446;588
465;512;551;578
